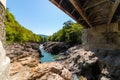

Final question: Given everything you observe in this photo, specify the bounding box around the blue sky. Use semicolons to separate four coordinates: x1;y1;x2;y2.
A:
6;0;74;35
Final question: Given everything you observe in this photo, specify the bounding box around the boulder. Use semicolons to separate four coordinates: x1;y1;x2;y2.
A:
43;42;69;54
6;42;41;62
62;46;120;80
62;47;99;80
28;62;72;80
6;42;41;80
94;49;120;80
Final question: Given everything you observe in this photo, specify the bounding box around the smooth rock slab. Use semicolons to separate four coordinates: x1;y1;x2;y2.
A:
0;41;10;80
0;57;10;80
28;62;72;80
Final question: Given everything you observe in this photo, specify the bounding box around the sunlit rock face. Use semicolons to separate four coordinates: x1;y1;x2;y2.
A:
0;0;6;46
0;0;10;80
0;41;10;80
0;41;5;65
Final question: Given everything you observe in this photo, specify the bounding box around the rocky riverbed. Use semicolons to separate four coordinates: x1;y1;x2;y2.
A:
43;42;120;80
6;42;40;63
6;42;72;80
43;42;70;54
5;42;120;80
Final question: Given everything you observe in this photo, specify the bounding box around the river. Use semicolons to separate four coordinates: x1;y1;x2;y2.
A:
39;45;79;80
40;45;55;63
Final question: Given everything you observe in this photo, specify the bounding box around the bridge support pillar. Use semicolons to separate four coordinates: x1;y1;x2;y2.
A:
82;22;120;50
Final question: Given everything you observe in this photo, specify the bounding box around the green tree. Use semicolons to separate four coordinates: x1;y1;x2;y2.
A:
5;9;47;43
48;20;83;45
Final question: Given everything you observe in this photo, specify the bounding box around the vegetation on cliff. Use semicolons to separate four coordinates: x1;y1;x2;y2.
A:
5;9;47;43
48;20;83;45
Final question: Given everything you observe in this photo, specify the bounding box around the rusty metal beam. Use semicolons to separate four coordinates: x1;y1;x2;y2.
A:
108;0;120;24
70;0;93;27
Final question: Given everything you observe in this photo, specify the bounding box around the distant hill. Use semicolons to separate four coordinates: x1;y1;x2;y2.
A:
39;34;48;38
5;9;46;43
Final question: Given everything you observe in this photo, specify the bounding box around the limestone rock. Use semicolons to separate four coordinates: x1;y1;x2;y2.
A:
94;49;120;80
28;62;72;80
6;42;41;63
43;42;69;54
7;43;41;80
61;46;120;80
9;62;31;80
0;41;10;80
61;46;99;79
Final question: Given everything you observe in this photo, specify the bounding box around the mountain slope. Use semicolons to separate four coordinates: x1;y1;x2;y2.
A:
5;9;44;43
39;34;48;38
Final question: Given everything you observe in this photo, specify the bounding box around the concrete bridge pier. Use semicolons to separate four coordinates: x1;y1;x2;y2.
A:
0;0;10;80
82;22;120;50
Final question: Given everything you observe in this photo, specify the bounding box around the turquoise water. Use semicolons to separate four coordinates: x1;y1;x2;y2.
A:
40;46;55;63
39;45;79;80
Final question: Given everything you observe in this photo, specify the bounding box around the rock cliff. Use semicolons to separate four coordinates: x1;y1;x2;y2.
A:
61;45;120;80
43;42;69;54
0;1;6;46
0;1;10;80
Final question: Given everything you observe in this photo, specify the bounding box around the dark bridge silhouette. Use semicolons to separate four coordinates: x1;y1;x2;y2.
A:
50;0;120;28
50;0;120;50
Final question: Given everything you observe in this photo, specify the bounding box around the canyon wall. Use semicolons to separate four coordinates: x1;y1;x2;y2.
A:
0;1;6;45
0;0;10;80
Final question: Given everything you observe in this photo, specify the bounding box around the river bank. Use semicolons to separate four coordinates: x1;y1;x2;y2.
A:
6;42;72;80
6;42;41;79
43;42;120;80
6;42;41;63
43;42;70;54
5;42;120;80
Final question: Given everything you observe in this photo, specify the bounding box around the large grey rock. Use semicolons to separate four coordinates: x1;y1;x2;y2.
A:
0;41;10;80
62;46;120;80
6;42;41;63
0;1;6;46
95;49;120;80
63;47;99;80
43;42;69;54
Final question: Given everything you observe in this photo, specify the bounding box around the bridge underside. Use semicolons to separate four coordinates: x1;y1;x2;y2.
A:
50;0;120;28
50;0;120;50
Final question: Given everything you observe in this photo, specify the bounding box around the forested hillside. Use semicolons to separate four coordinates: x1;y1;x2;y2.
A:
48;20;83;45
5;9;46;43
